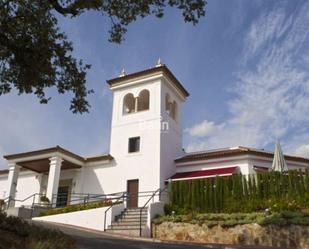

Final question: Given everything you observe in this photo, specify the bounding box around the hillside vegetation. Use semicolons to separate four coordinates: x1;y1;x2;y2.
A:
0;212;76;249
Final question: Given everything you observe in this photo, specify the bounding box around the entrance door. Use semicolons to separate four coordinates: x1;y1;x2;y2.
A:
127;179;139;208
56;186;70;207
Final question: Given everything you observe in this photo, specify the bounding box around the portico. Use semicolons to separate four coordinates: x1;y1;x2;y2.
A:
4;146;84;207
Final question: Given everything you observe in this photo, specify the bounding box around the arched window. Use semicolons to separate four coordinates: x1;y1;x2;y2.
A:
123;93;135;114
171;101;177;120
165;93;171;114
137;90;150;111
165;93;178;121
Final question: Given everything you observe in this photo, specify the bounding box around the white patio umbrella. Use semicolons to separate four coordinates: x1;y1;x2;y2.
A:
271;141;288;172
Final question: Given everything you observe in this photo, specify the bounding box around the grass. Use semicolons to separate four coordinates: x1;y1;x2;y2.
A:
153;210;309;228
0;212;76;249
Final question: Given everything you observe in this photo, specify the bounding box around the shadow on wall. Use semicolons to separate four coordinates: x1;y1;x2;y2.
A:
82;160;117;195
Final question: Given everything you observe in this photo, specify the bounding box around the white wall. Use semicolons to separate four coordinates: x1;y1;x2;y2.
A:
176;156;251;176
159;79;185;190
0;175;8;199
248;157;309;174
33;203;125;231
107;77;164;206
14;172;41;207
142;201;164;237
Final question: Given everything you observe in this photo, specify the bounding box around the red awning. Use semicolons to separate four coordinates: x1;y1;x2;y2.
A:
170;166;239;181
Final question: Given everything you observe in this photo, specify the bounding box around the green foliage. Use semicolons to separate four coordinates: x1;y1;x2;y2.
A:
169;170;309;213
39;199;118;216
0;212;76;249
154;211;309;227
0;0;206;113
39;196;50;203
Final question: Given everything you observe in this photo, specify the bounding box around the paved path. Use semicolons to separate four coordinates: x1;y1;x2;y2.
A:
33;221;277;249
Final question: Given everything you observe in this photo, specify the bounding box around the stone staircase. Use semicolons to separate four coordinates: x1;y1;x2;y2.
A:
106;208;148;236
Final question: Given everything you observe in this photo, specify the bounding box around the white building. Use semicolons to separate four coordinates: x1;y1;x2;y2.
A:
1;64;309;209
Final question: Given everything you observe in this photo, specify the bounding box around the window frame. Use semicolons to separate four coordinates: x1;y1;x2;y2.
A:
128;136;141;153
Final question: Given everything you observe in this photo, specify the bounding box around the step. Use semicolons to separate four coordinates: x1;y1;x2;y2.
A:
108;224;146;230
122;210;148;215
106;229;141;237
115;214;148;219
113;219;147;224
111;221;147;226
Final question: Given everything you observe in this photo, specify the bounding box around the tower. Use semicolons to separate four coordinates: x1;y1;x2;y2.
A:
107;64;189;203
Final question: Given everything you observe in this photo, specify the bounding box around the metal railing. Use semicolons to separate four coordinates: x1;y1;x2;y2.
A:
139;187;167;236
51;191;125;208
2;191;127;219
2;193;51;218
103;190;167;232
103;192;127;231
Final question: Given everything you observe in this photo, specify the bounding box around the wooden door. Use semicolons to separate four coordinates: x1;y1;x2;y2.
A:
127;179;139;208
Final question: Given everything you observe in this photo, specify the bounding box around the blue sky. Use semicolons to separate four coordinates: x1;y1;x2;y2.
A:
1;0;309;168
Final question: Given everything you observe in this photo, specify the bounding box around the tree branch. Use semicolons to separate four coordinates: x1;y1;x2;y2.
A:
48;0;80;16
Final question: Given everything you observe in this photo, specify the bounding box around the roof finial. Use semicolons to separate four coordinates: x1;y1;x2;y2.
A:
119;68;126;77
155;58;163;67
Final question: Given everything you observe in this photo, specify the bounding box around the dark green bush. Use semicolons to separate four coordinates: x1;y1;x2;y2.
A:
170;170;309;213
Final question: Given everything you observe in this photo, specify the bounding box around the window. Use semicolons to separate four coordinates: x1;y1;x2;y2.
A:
137;90;150;111
165;93;177;121
123;89;150;115
128;137;140;153
171;101;177;120
123;93;136;114
165;93;171;115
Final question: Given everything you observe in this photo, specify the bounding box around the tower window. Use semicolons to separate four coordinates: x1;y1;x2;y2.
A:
123;93;135;114
123;89;150;115
137;90;150;111
165;93;177;121
128;137;140;153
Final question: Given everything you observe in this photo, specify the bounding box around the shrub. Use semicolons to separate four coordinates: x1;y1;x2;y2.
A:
0;212;76;249
153;211;309;227
40;199;120;217
39;196;50;203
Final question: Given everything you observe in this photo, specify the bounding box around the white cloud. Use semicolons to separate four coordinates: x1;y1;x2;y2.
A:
186;1;309;153
295;144;309;158
185;120;224;138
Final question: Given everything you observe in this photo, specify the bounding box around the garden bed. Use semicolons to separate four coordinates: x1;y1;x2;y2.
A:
39;200;121;216
153;210;309;227
152;211;309;249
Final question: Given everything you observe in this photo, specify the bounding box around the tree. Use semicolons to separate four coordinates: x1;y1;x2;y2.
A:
0;0;206;113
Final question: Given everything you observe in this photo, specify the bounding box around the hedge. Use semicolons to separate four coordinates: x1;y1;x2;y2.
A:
169;170;309;213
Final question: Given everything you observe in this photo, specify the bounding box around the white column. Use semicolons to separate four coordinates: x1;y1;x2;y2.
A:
6;163;20;207
46;156;63;206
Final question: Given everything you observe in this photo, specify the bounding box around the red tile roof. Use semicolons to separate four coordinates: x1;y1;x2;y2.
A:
170;166;238;181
